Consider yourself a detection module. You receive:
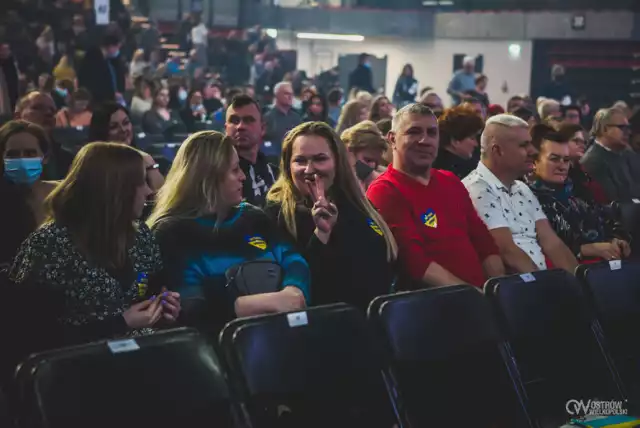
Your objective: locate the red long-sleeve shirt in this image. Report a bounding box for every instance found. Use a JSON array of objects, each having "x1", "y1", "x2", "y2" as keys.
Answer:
[{"x1": 367, "y1": 165, "x2": 499, "y2": 288}]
